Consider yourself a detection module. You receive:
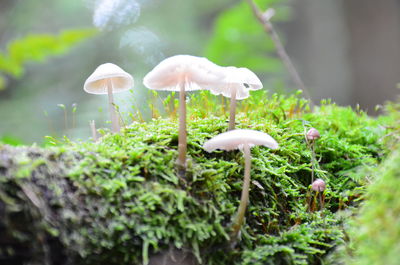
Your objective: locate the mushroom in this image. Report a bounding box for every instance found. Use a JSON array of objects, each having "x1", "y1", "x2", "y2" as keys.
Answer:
[
  {"x1": 311, "y1": 178, "x2": 326, "y2": 211},
  {"x1": 207, "y1": 66, "x2": 262, "y2": 130},
  {"x1": 311, "y1": 178, "x2": 326, "y2": 192},
  {"x1": 143, "y1": 55, "x2": 225, "y2": 175},
  {"x1": 84, "y1": 63, "x2": 134, "y2": 133},
  {"x1": 203, "y1": 129, "x2": 278, "y2": 239},
  {"x1": 306, "y1": 127, "x2": 320, "y2": 141},
  {"x1": 305, "y1": 127, "x2": 320, "y2": 183}
]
